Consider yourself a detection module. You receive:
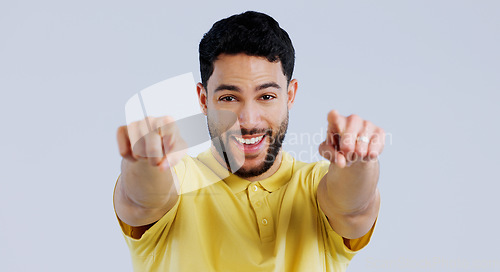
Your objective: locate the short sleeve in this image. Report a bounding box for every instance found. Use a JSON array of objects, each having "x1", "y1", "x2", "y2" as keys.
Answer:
[
  {"x1": 116, "y1": 196, "x2": 181, "y2": 256},
  {"x1": 317, "y1": 203, "x2": 376, "y2": 255}
]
